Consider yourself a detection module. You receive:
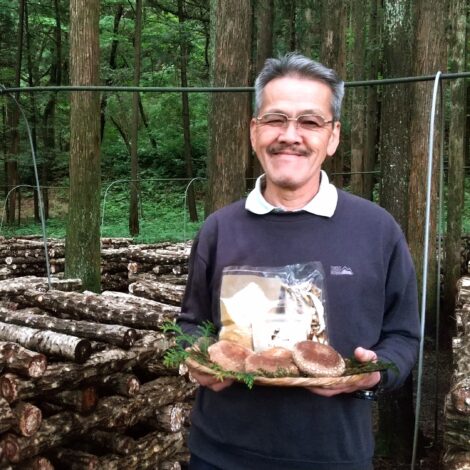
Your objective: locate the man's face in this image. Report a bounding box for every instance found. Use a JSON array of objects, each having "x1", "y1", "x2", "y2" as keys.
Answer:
[{"x1": 250, "y1": 76, "x2": 340, "y2": 193}]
